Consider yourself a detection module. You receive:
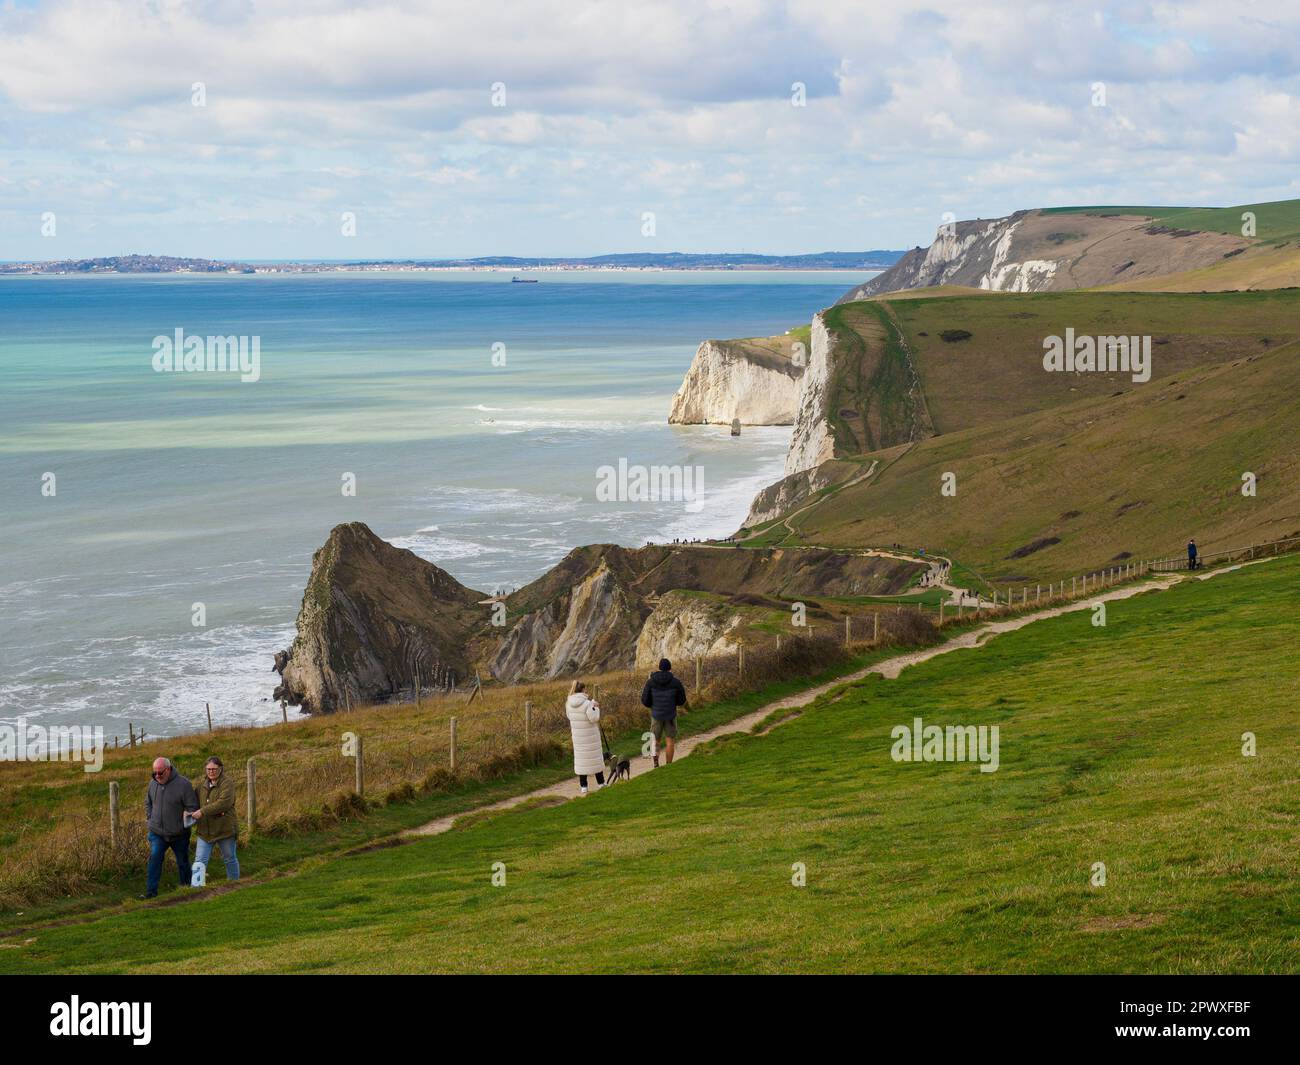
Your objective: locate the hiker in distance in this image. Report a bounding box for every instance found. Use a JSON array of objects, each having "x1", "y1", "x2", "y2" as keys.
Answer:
[
  {"x1": 190, "y1": 755, "x2": 239, "y2": 884},
  {"x1": 642, "y1": 658, "x2": 688, "y2": 766},
  {"x1": 141, "y1": 756, "x2": 198, "y2": 899},
  {"x1": 566, "y1": 680, "x2": 606, "y2": 795},
  {"x1": 1188, "y1": 538, "x2": 1199, "y2": 571}
]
